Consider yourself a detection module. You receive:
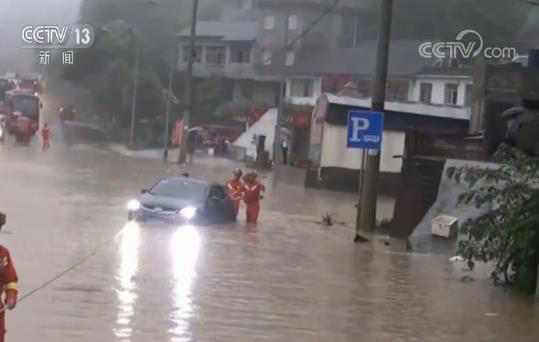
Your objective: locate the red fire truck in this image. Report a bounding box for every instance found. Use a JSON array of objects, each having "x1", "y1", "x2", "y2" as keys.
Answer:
[
  {"x1": 18, "y1": 76, "x2": 41, "y2": 94},
  {"x1": 4, "y1": 89, "x2": 41, "y2": 143}
]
